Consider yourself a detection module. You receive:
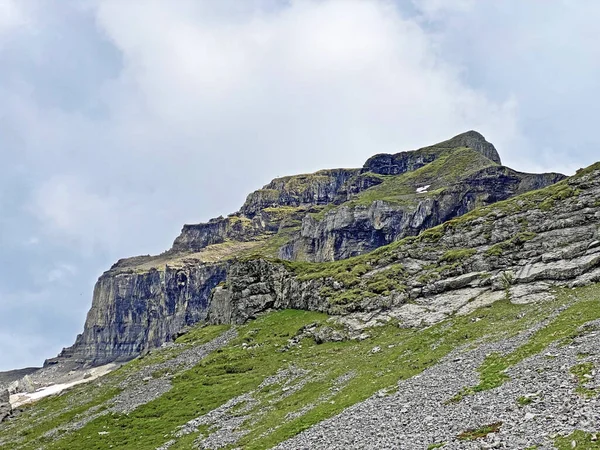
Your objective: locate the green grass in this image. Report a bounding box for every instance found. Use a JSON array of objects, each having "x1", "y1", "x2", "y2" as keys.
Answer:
[
  {"x1": 174, "y1": 324, "x2": 230, "y2": 345},
  {"x1": 571, "y1": 362, "x2": 594, "y2": 384},
  {"x1": 517, "y1": 395, "x2": 534, "y2": 406},
  {"x1": 440, "y1": 248, "x2": 476, "y2": 263},
  {"x1": 486, "y1": 232, "x2": 537, "y2": 257},
  {"x1": 570, "y1": 362, "x2": 599, "y2": 398},
  {"x1": 4, "y1": 284, "x2": 587, "y2": 450},
  {"x1": 555, "y1": 430, "x2": 600, "y2": 449},
  {"x1": 457, "y1": 422, "x2": 502, "y2": 441},
  {"x1": 451, "y1": 284, "x2": 600, "y2": 402}
]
